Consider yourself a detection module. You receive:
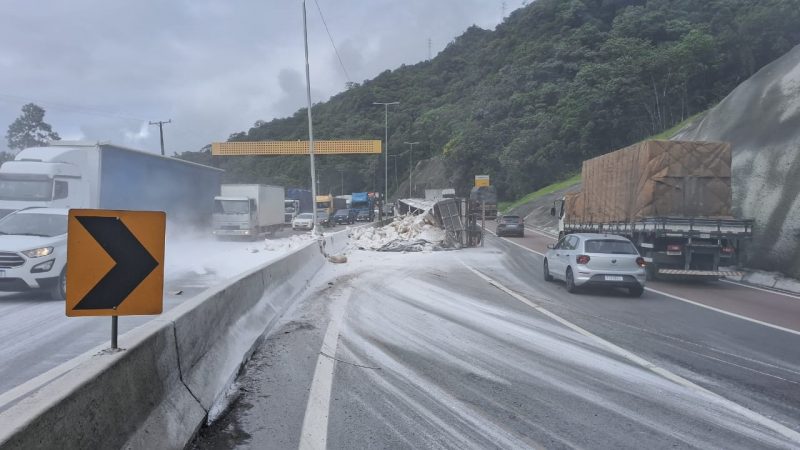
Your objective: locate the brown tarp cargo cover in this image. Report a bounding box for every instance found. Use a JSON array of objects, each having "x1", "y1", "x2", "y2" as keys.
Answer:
[{"x1": 567, "y1": 140, "x2": 732, "y2": 222}]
